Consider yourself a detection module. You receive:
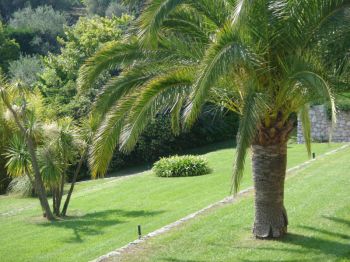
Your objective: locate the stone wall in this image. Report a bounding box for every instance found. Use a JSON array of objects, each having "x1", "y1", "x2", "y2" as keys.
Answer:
[{"x1": 297, "y1": 105, "x2": 350, "y2": 143}]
